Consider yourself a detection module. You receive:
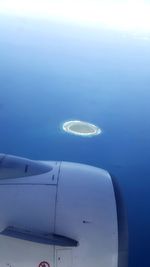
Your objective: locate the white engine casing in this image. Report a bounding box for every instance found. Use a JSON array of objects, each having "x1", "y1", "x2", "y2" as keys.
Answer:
[{"x1": 0, "y1": 154, "x2": 127, "y2": 267}]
